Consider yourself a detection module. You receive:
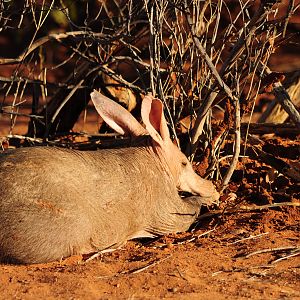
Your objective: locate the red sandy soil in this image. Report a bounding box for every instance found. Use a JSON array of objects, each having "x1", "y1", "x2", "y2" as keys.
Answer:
[{"x1": 0, "y1": 208, "x2": 298, "y2": 299}]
